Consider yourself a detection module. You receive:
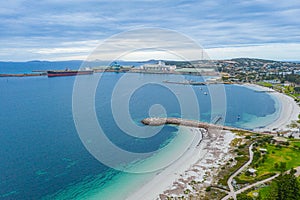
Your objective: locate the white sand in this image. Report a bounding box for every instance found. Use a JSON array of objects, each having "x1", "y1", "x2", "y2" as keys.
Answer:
[
  {"x1": 126, "y1": 128, "x2": 236, "y2": 200},
  {"x1": 244, "y1": 83, "x2": 300, "y2": 132},
  {"x1": 126, "y1": 127, "x2": 206, "y2": 200}
]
